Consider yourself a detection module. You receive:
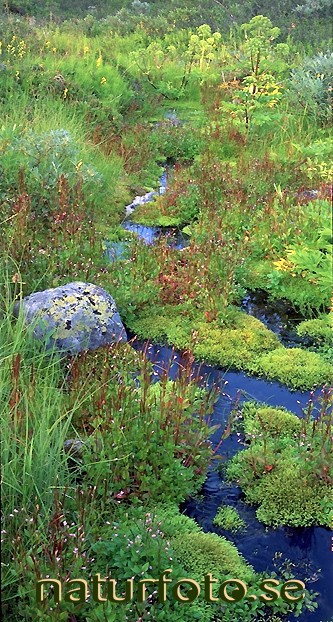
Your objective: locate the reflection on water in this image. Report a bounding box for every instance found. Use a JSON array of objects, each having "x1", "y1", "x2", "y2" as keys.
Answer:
[
  {"x1": 241, "y1": 290, "x2": 308, "y2": 347},
  {"x1": 122, "y1": 221, "x2": 188, "y2": 249},
  {"x1": 125, "y1": 167, "x2": 169, "y2": 218}
]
